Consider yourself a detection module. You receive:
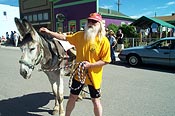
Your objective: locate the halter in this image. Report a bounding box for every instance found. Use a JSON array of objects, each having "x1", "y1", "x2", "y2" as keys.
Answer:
[{"x1": 19, "y1": 48, "x2": 43, "y2": 70}]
